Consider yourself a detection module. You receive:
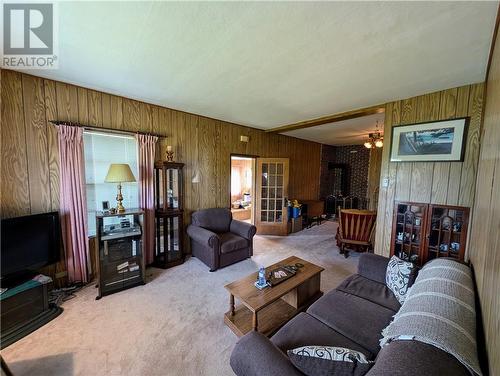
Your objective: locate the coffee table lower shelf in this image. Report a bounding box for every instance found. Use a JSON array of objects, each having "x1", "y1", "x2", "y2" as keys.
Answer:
[{"x1": 224, "y1": 292, "x2": 322, "y2": 337}]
